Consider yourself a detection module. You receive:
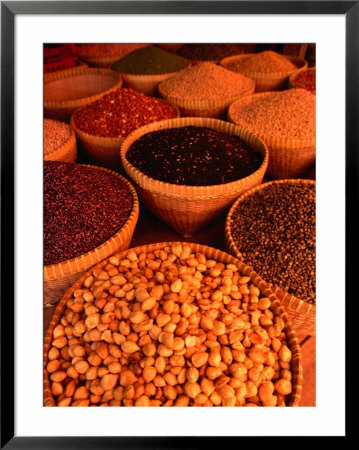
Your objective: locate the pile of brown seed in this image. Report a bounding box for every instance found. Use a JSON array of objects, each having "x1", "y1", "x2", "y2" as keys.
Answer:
[
  {"x1": 229, "y1": 89, "x2": 315, "y2": 141},
  {"x1": 225, "y1": 51, "x2": 297, "y2": 74},
  {"x1": 44, "y1": 119, "x2": 72, "y2": 155},
  {"x1": 230, "y1": 182, "x2": 316, "y2": 304},
  {"x1": 159, "y1": 62, "x2": 254, "y2": 101}
]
